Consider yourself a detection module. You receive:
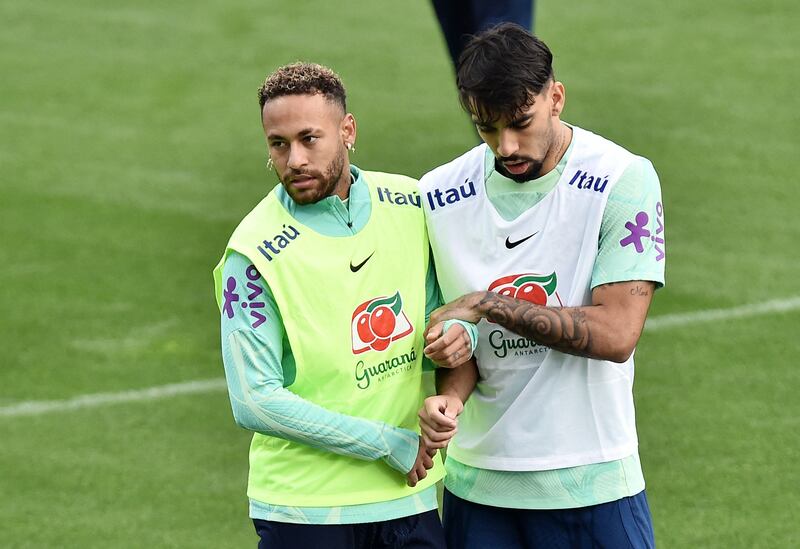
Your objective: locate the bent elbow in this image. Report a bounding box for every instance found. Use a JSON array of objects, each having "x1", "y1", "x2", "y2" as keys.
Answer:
[
  {"x1": 608, "y1": 347, "x2": 634, "y2": 363},
  {"x1": 608, "y1": 336, "x2": 639, "y2": 363},
  {"x1": 230, "y1": 402, "x2": 260, "y2": 432}
]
